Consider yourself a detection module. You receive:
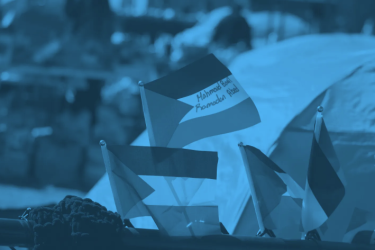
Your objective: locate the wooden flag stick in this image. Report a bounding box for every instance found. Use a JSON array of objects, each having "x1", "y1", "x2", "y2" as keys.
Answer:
[
  {"x1": 138, "y1": 80, "x2": 197, "y2": 235},
  {"x1": 99, "y1": 140, "x2": 124, "y2": 219},
  {"x1": 138, "y1": 81, "x2": 156, "y2": 147},
  {"x1": 304, "y1": 106, "x2": 324, "y2": 241},
  {"x1": 238, "y1": 142, "x2": 275, "y2": 237},
  {"x1": 164, "y1": 178, "x2": 196, "y2": 237}
]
